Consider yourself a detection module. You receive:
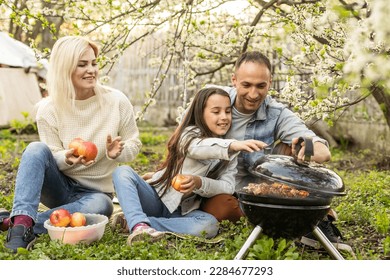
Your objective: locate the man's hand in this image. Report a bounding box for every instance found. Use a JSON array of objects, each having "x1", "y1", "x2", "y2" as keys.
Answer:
[{"x1": 291, "y1": 137, "x2": 331, "y2": 163}]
